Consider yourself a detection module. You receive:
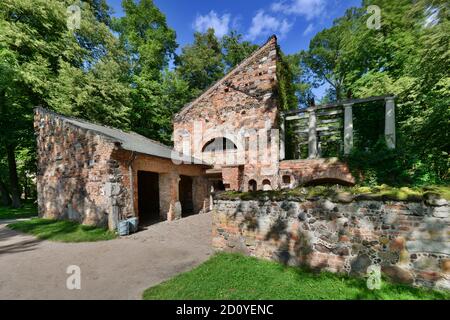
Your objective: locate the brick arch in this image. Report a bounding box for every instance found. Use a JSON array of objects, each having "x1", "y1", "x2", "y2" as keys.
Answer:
[
  {"x1": 202, "y1": 137, "x2": 238, "y2": 152},
  {"x1": 201, "y1": 133, "x2": 244, "y2": 152},
  {"x1": 280, "y1": 159, "x2": 356, "y2": 187}
]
